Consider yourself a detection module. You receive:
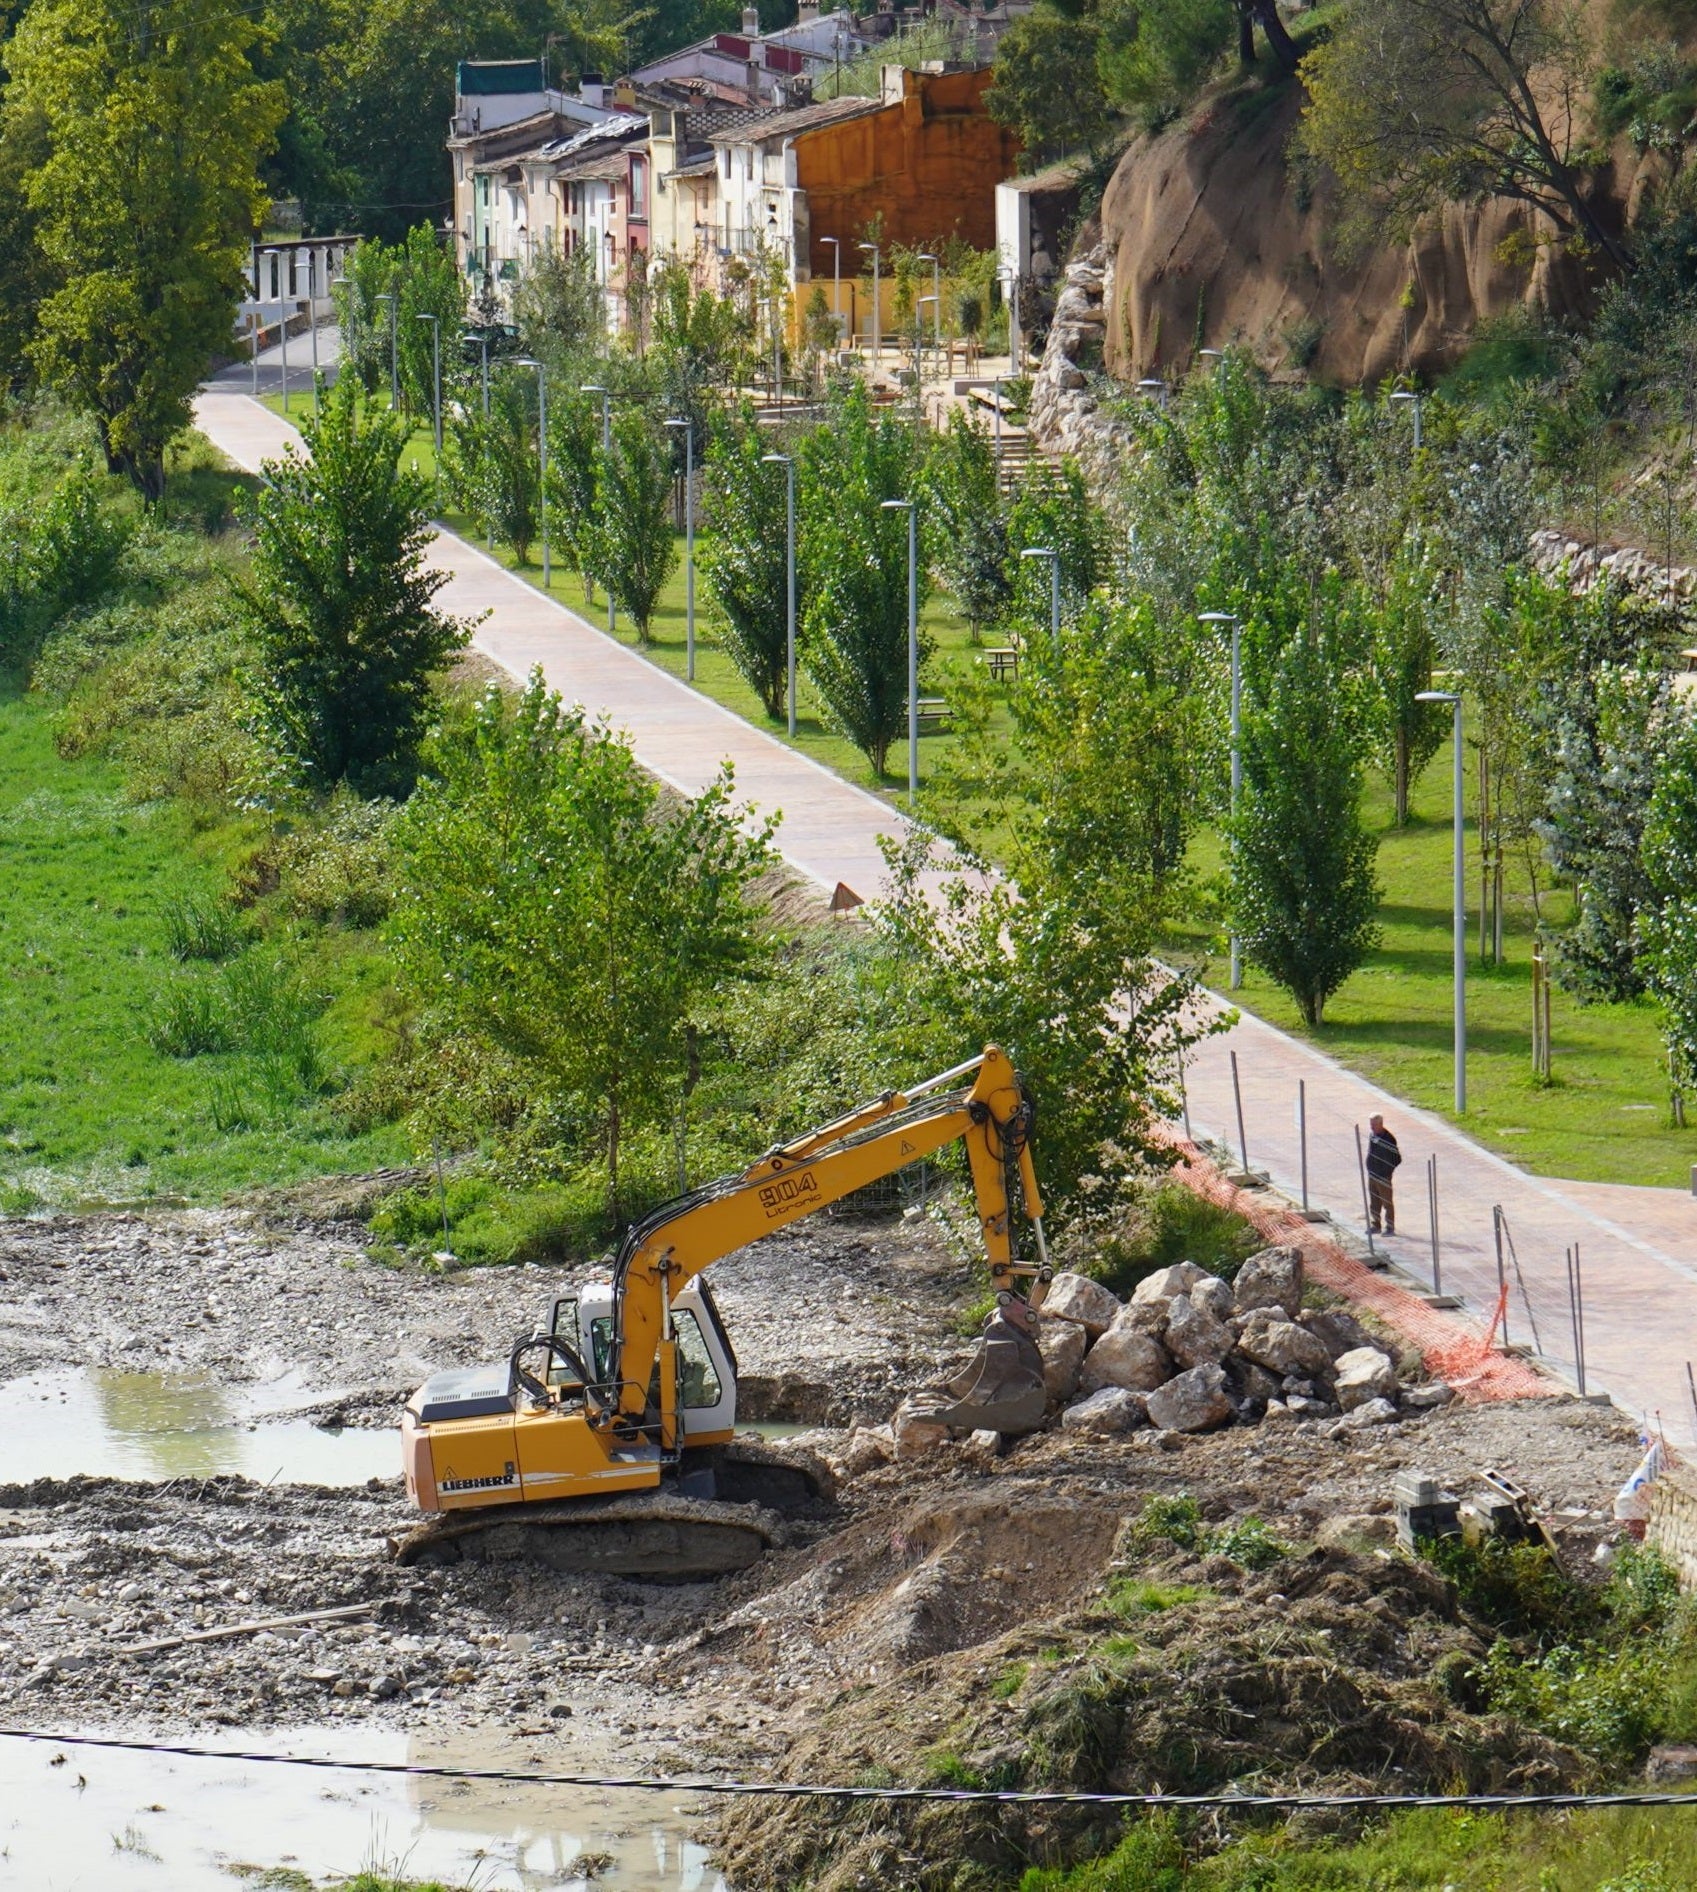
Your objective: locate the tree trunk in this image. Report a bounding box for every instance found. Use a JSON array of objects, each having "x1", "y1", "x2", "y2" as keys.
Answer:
[
  {"x1": 1235, "y1": 0, "x2": 1256, "y2": 64},
  {"x1": 1393, "y1": 729, "x2": 1410, "y2": 827},
  {"x1": 1250, "y1": 0, "x2": 1300, "y2": 72}
]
